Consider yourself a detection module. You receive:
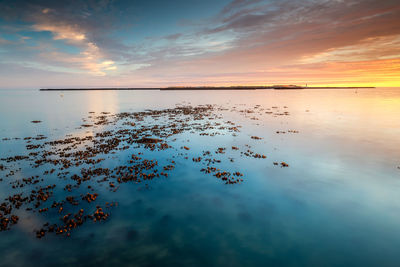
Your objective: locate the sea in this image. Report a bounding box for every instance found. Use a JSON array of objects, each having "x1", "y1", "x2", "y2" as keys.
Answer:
[{"x1": 0, "y1": 88, "x2": 399, "y2": 266}]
